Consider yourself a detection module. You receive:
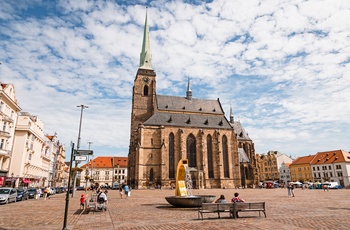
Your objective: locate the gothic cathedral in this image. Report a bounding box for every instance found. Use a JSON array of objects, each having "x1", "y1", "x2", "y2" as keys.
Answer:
[{"x1": 128, "y1": 11, "x2": 258, "y2": 189}]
